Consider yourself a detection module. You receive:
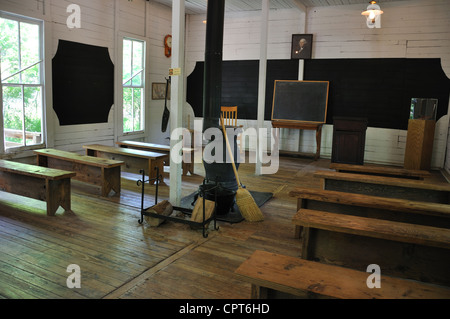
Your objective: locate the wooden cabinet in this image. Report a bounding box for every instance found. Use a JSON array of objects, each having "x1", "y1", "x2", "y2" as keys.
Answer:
[
  {"x1": 404, "y1": 119, "x2": 435, "y2": 171},
  {"x1": 331, "y1": 117, "x2": 368, "y2": 165}
]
